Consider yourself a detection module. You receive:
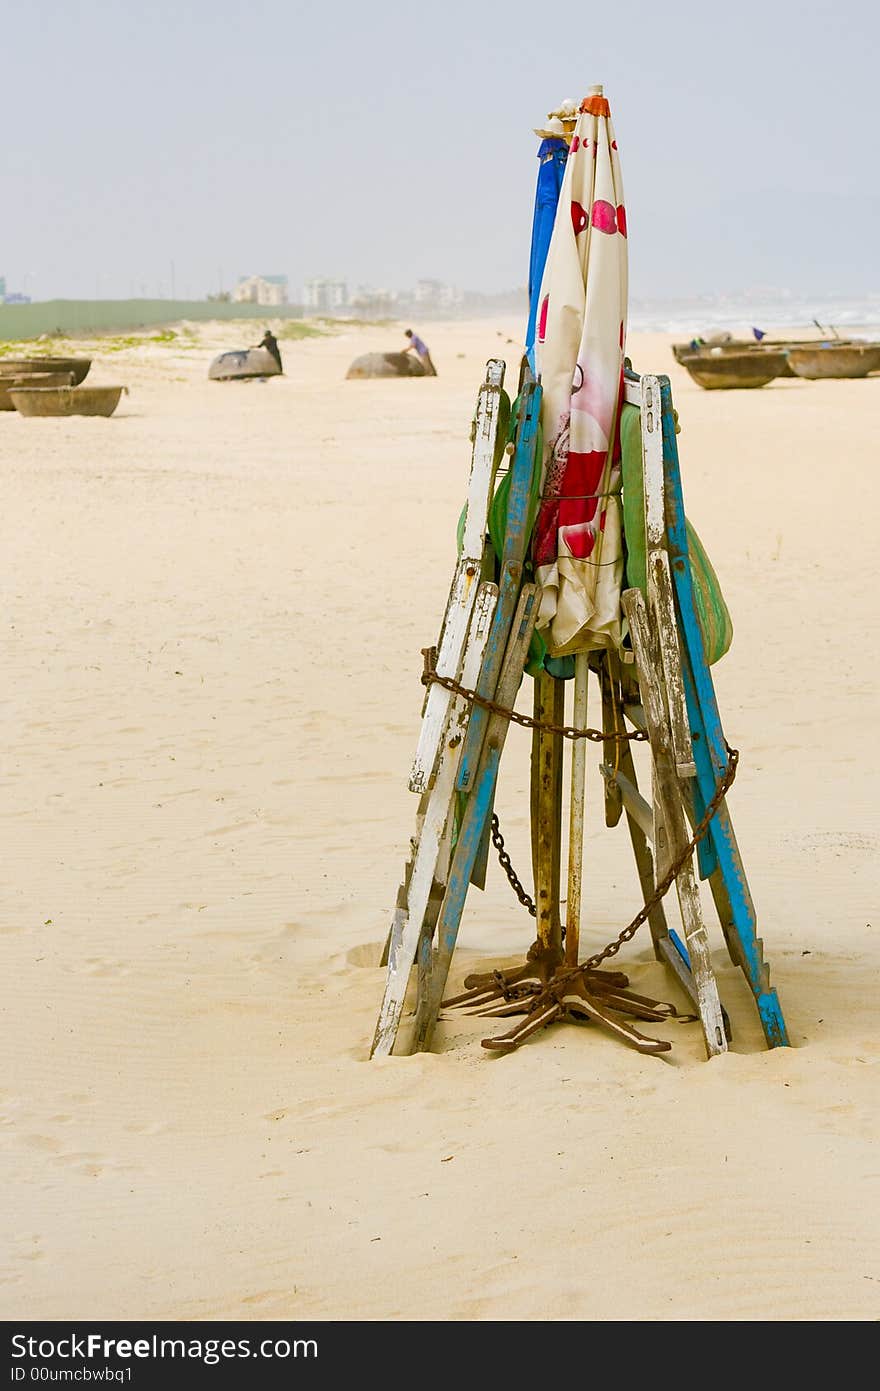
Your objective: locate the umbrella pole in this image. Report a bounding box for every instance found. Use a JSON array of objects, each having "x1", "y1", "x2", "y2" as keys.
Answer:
[
  {"x1": 564, "y1": 652, "x2": 590, "y2": 966},
  {"x1": 530, "y1": 669, "x2": 565, "y2": 960}
]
